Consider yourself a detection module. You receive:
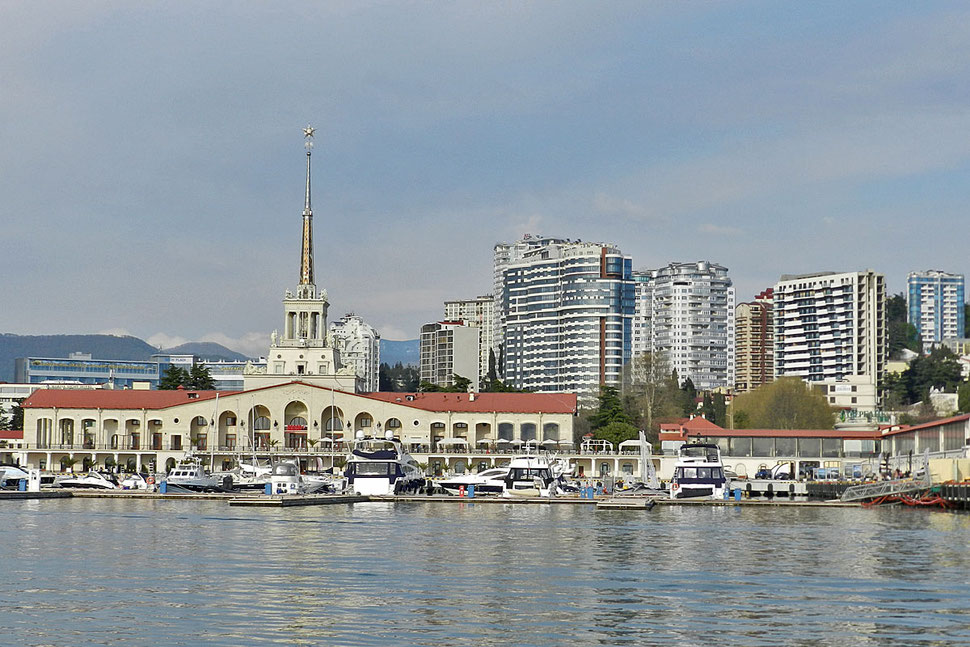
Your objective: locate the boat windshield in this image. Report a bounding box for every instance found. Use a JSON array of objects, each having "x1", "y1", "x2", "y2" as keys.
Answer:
[
  {"x1": 681, "y1": 446, "x2": 719, "y2": 462},
  {"x1": 353, "y1": 462, "x2": 394, "y2": 476}
]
